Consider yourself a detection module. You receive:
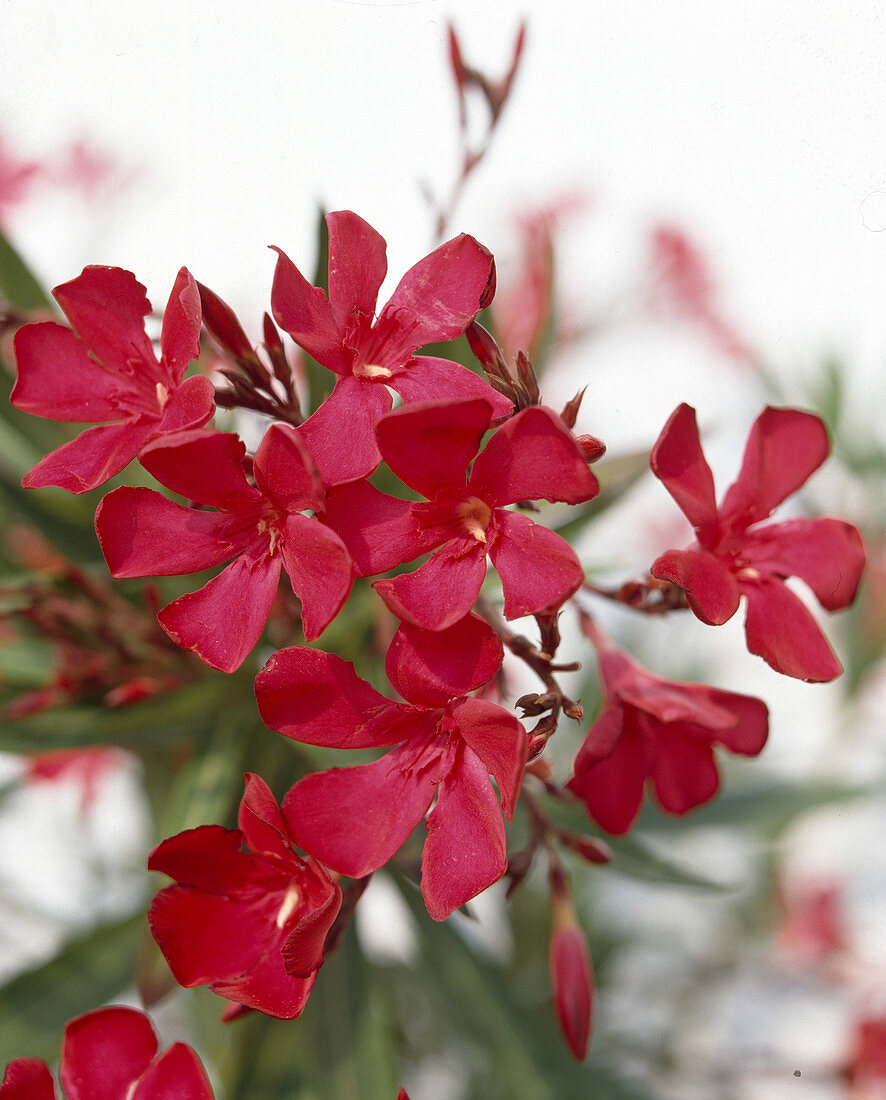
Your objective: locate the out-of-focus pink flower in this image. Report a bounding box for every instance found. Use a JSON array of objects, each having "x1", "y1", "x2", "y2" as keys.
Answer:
[
  {"x1": 846, "y1": 1014, "x2": 886, "y2": 1094},
  {"x1": 776, "y1": 877, "x2": 849, "y2": 969},
  {"x1": 24, "y1": 747, "x2": 125, "y2": 815},
  {"x1": 650, "y1": 403, "x2": 866, "y2": 681},
  {"x1": 0, "y1": 1005, "x2": 214, "y2": 1098},
  {"x1": 54, "y1": 139, "x2": 116, "y2": 201},
  {"x1": 0, "y1": 131, "x2": 40, "y2": 226}
]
